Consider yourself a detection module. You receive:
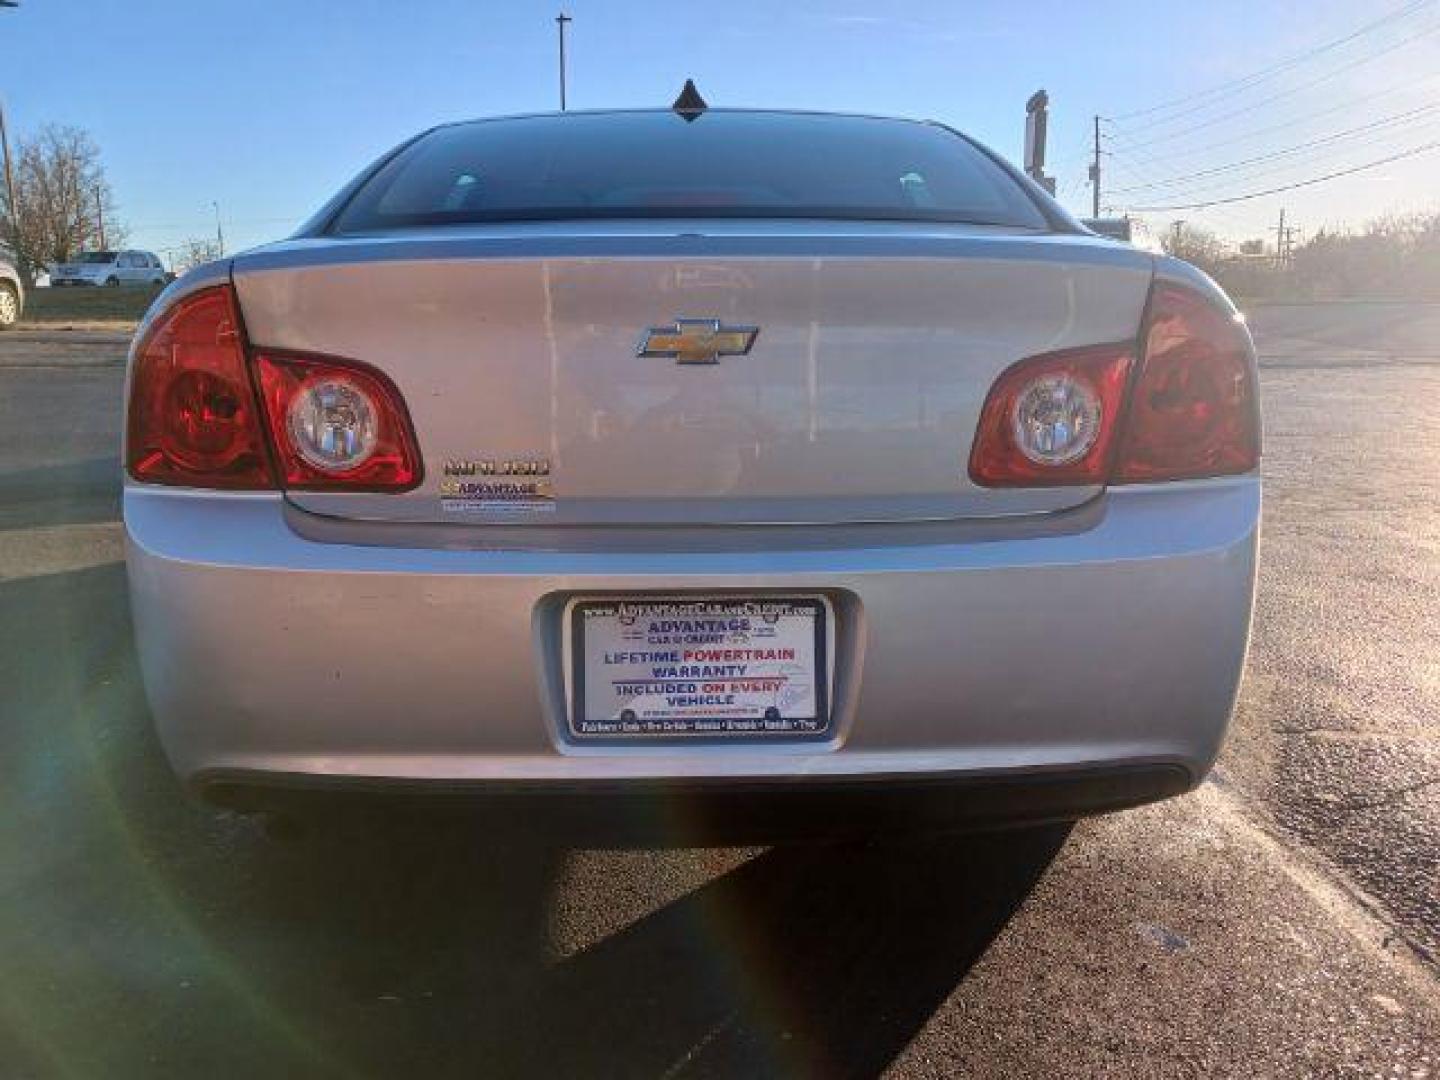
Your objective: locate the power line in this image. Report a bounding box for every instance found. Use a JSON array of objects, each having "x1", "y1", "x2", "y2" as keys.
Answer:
[
  {"x1": 1107, "y1": 139, "x2": 1191, "y2": 180},
  {"x1": 1111, "y1": 0, "x2": 1432, "y2": 123},
  {"x1": 1107, "y1": 72, "x2": 1440, "y2": 170},
  {"x1": 1110, "y1": 18, "x2": 1440, "y2": 148},
  {"x1": 1106, "y1": 101, "x2": 1440, "y2": 194},
  {"x1": 1116, "y1": 119, "x2": 1440, "y2": 204},
  {"x1": 1054, "y1": 130, "x2": 1095, "y2": 174},
  {"x1": 1126, "y1": 138, "x2": 1440, "y2": 211},
  {"x1": 1103, "y1": 155, "x2": 1254, "y2": 232}
]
